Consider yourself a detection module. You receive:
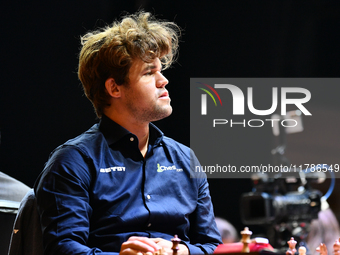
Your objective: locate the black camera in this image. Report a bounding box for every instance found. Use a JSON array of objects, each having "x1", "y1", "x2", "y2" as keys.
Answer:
[
  {"x1": 240, "y1": 172, "x2": 323, "y2": 249},
  {"x1": 241, "y1": 172, "x2": 322, "y2": 225},
  {"x1": 241, "y1": 189, "x2": 322, "y2": 225}
]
